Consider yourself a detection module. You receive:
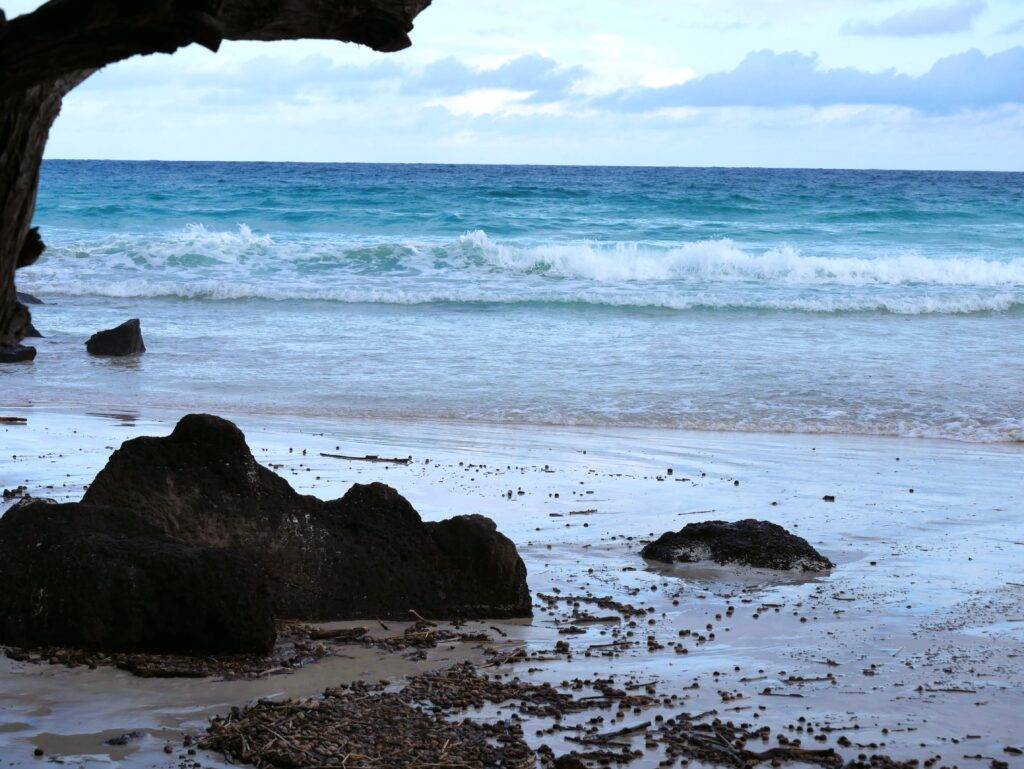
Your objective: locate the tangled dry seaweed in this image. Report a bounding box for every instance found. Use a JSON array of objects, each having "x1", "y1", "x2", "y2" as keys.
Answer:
[
  {"x1": 202, "y1": 664, "x2": 537, "y2": 769},
  {"x1": 1, "y1": 618, "x2": 498, "y2": 679},
  {"x1": 1, "y1": 622, "x2": 331, "y2": 679},
  {"x1": 203, "y1": 691, "x2": 533, "y2": 769},
  {"x1": 200, "y1": 661, "x2": 929, "y2": 769}
]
